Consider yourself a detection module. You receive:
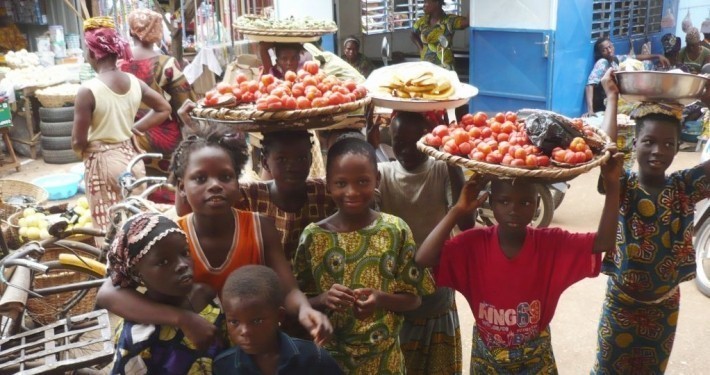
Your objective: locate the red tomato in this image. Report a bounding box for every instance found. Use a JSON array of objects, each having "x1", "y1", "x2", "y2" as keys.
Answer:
[
  {"x1": 343, "y1": 80, "x2": 357, "y2": 92},
  {"x1": 247, "y1": 81, "x2": 259, "y2": 93},
  {"x1": 553, "y1": 149, "x2": 566, "y2": 162},
  {"x1": 497, "y1": 132, "x2": 510, "y2": 142},
  {"x1": 442, "y1": 135, "x2": 451, "y2": 145},
  {"x1": 302, "y1": 76, "x2": 317, "y2": 87},
  {"x1": 471, "y1": 151, "x2": 486, "y2": 161},
  {"x1": 432, "y1": 125, "x2": 450, "y2": 138},
  {"x1": 502, "y1": 154, "x2": 514, "y2": 165},
  {"x1": 282, "y1": 96, "x2": 297, "y2": 110},
  {"x1": 297, "y1": 69, "x2": 310, "y2": 79},
  {"x1": 284, "y1": 71, "x2": 297, "y2": 83},
  {"x1": 452, "y1": 129, "x2": 470, "y2": 145},
  {"x1": 575, "y1": 151, "x2": 587, "y2": 163},
  {"x1": 563, "y1": 150, "x2": 576, "y2": 164},
  {"x1": 255, "y1": 99, "x2": 268, "y2": 111},
  {"x1": 458, "y1": 141, "x2": 473, "y2": 155},
  {"x1": 505, "y1": 111, "x2": 517, "y2": 122},
  {"x1": 311, "y1": 97, "x2": 329, "y2": 108},
  {"x1": 490, "y1": 122, "x2": 502, "y2": 134},
  {"x1": 443, "y1": 139, "x2": 460, "y2": 155},
  {"x1": 267, "y1": 101, "x2": 283, "y2": 110},
  {"x1": 461, "y1": 114, "x2": 475, "y2": 126},
  {"x1": 291, "y1": 83, "x2": 305, "y2": 97},
  {"x1": 525, "y1": 154, "x2": 538, "y2": 167},
  {"x1": 473, "y1": 112, "x2": 488, "y2": 127},
  {"x1": 489, "y1": 150, "x2": 504, "y2": 164},
  {"x1": 235, "y1": 73, "x2": 249, "y2": 84},
  {"x1": 468, "y1": 127, "x2": 482, "y2": 139},
  {"x1": 501, "y1": 121, "x2": 516, "y2": 134},
  {"x1": 303, "y1": 61, "x2": 319, "y2": 75},
  {"x1": 511, "y1": 159, "x2": 526, "y2": 167},
  {"x1": 354, "y1": 86, "x2": 368, "y2": 99},
  {"x1": 494, "y1": 112, "x2": 505, "y2": 123},
  {"x1": 305, "y1": 87, "x2": 322, "y2": 101},
  {"x1": 498, "y1": 141, "x2": 510, "y2": 156},
  {"x1": 514, "y1": 147, "x2": 527, "y2": 160},
  {"x1": 584, "y1": 149, "x2": 594, "y2": 161},
  {"x1": 328, "y1": 92, "x2": 347, "y2": 106},
  {"x1": 477, "y1": 142, "x2": 492, "y2": 155},
  {"x1": 481, "y1": 128, "x2": 492, "y2": 139},
  {"x1": 231, "y1": 87, "x2": 243, "y2": 101},
  {"x1": 205, "y1": 90, "x2": 218, "y2": 100},
  {"x1": 261, "y1": 74, "x2": 276, "y2": 87},
  {"x1": 425, "y1": 134, "x2": 442, "y2": 147},
  {"x1": 536, "y1": 155, "x2": 550, "y2": 166},
  {"x1": 216, "y1": 82, "x2": 232, "y2": 94},
  {"x1": 242, "y1": 92, "x2": 256, "y2": 102},
  {"x1": 296, "y1": 96, "x2": 311, "y2": 109}
]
